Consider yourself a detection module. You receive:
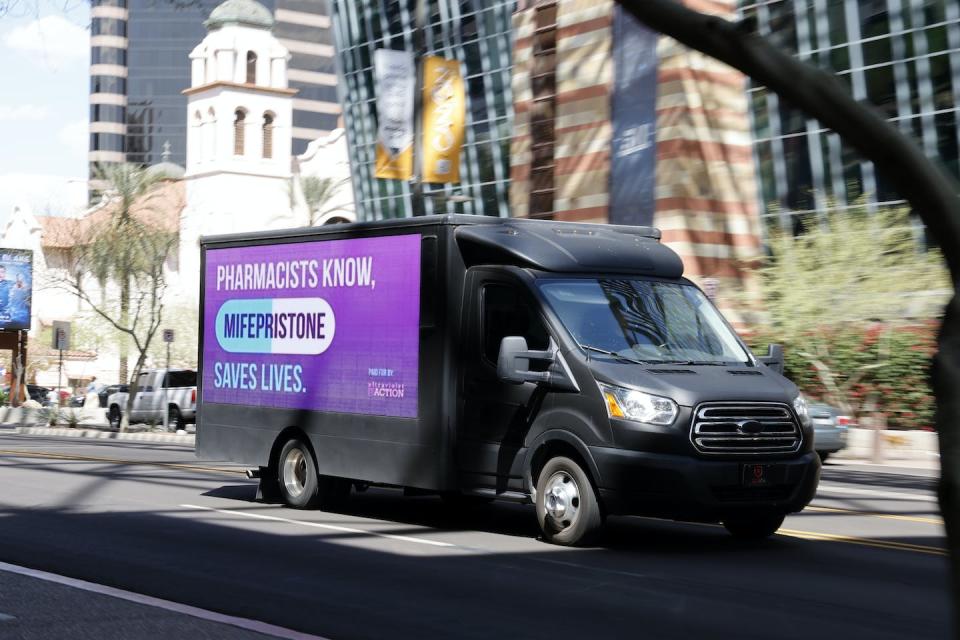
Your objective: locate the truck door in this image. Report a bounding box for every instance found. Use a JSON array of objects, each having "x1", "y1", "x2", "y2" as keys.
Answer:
[
  {"x1": 131, "y1": 372, "x2": 154, "y2": 422},
  {"x1": 458, "y1": 270, "x2": 551, "y2": 482}
]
